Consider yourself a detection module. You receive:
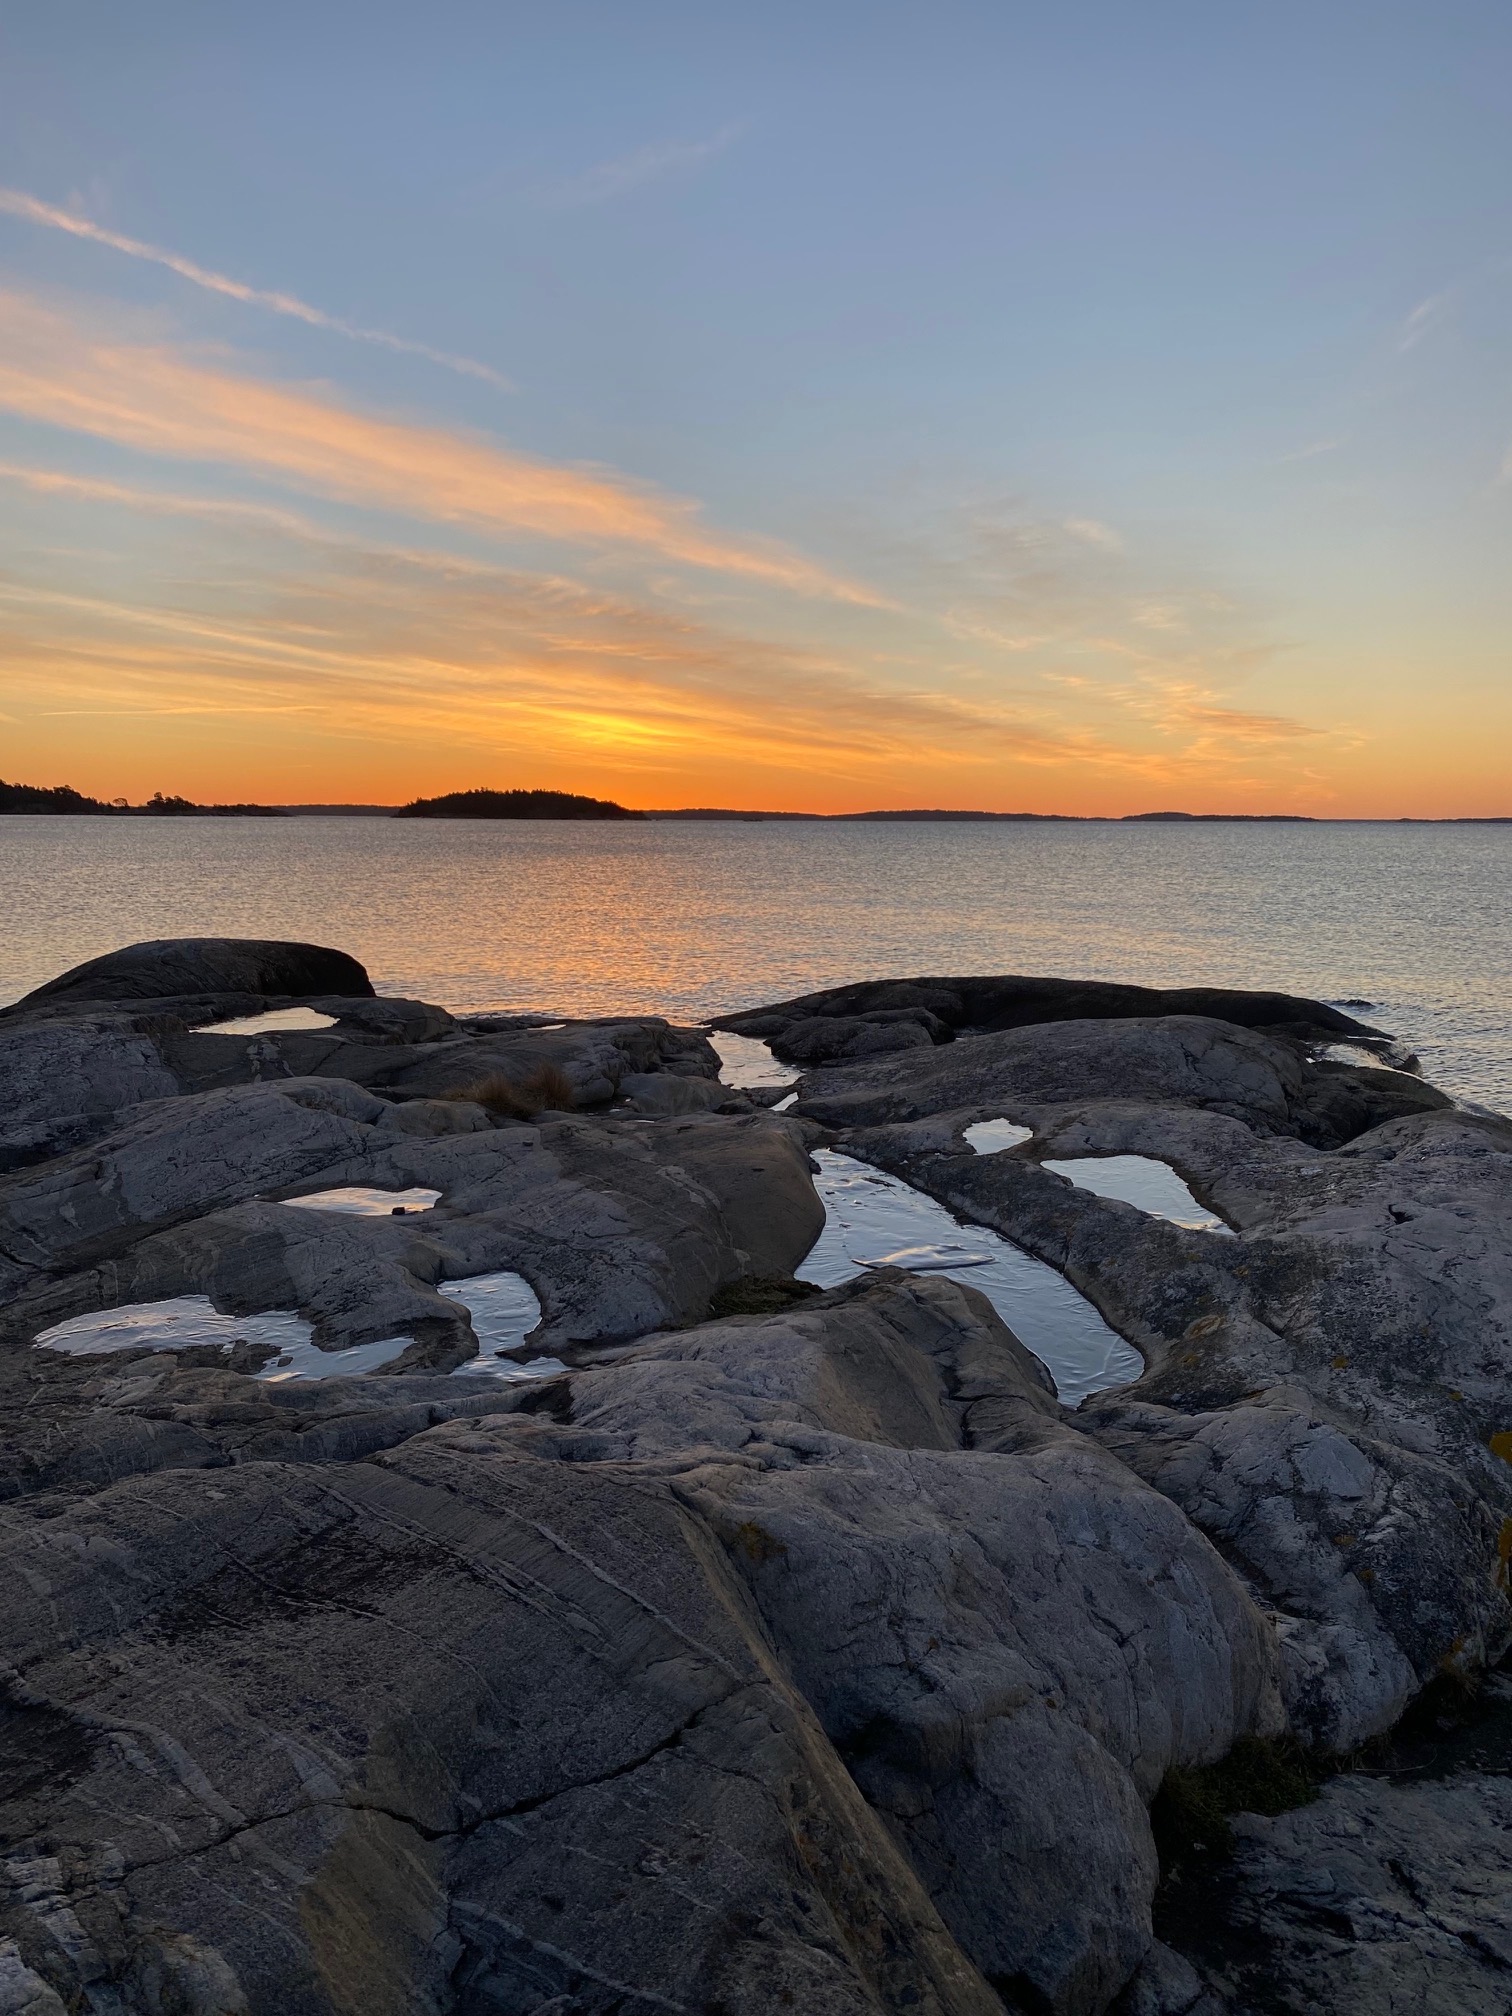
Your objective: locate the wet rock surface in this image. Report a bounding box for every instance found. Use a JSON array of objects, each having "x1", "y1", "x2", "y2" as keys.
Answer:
[{"x1": 1, "y1": 941, "x2": 1508, "y2": 2015}]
